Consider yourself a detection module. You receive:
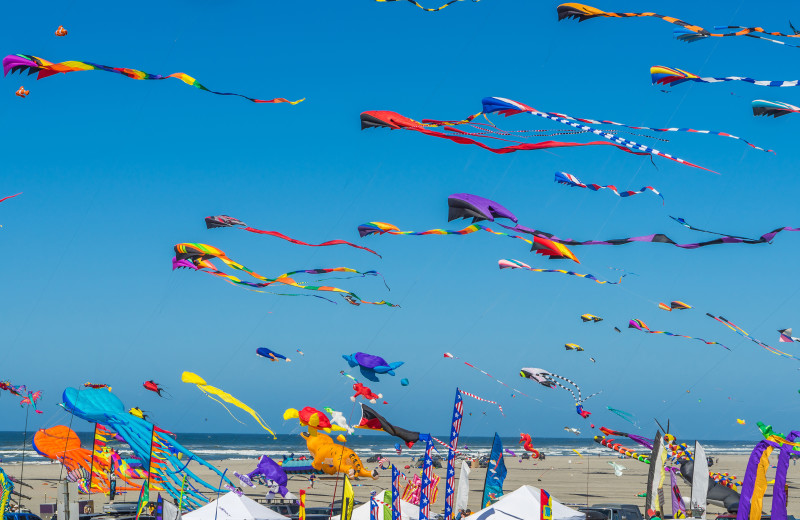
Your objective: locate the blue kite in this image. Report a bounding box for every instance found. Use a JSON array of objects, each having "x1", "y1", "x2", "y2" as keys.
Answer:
[
  {"x1": 256, "y1": 347, "x2": 291, "y2": 363},
  {"x1": 342, "y1": 352, "x2": 403, "y2": 382}
]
